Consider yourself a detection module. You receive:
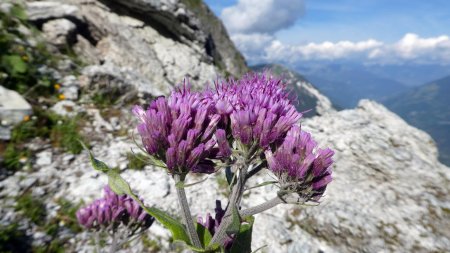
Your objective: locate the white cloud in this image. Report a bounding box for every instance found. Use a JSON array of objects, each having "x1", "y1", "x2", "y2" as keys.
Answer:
[
  {"x1": 231, "y1": 33, "x2": 450, "y2": 65},
  {"x1": 221, "y1": 0, "x2": 304, "y2": 34},
  {"x1": 230, "y1": 33, "x2": 275, "y2": 62},
  {"x1": 369, "y1": 33, "x2": 450, "y2": 64}
]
